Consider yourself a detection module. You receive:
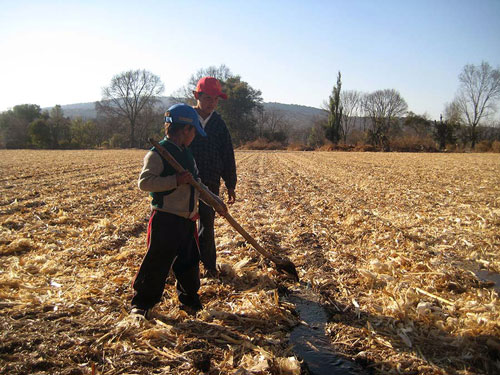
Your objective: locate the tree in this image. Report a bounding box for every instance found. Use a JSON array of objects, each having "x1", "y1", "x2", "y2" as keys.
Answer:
[
  {"x1": 217, "y1": 76, "x2": 263, "y2": 144},
  {"x1": 340, "y1": 90, "x2": 362, "y2": 143},
  {"x1": 404, "y1": 112, "x2": 432, "y2": 138},
  {"x1": 307, "y1": 118, "x2": 327, "y2": 148},
  {"x1": 444, "y1": 100, "x2": 463, "y2": 126},
  {"x1": 256, "y1": 107, "x2": 289, "y2": 142},
  {"x1": 363, "y1": 89, "x2": 408, "y2": 149},
  {"x1": 96, "y1": 69, "x2": 164, "y2": 148},
  {"x1": 48, "y1": 105, "x2": 71, "y2": 148},
  {"x1": 0, "y1": 104, "x2": 42, "y2": 148},
  {"x1": 173, "y1": 64, "x2": 233, "y2": 103},
  {"x1": 175, "y1": 65, "x2": 263, "y2": 144},
  {"x1": 443, "y1": 100, "x2": 466, "y2": 147},
  {"x1": 134, "y1": 104, "x2": 165, "y2": 148},
  {"x1": 70, "y1": 118, "x2": 99, "y2": 148},
  {"x1": 434, "y1": 115, "x2": 456, "y2": 151},
  {"x1": 29, "y1": 117, "x2": 51, "y2": 148},
  {"x1": 325, "y1": 72, "x2": 343, "y2": 144},
  {"x1": 455, "y1": 62, "x2": 500, "y2": 148}
]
